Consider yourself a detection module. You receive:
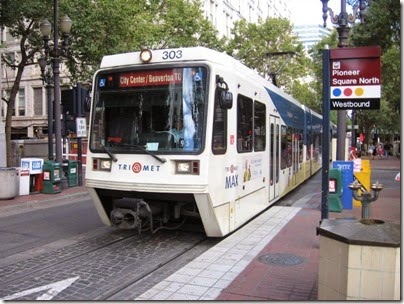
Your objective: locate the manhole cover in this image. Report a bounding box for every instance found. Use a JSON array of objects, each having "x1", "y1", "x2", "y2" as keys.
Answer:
[{"x1": 258, "y1": 253, "x2": 306, "y2": 266}]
